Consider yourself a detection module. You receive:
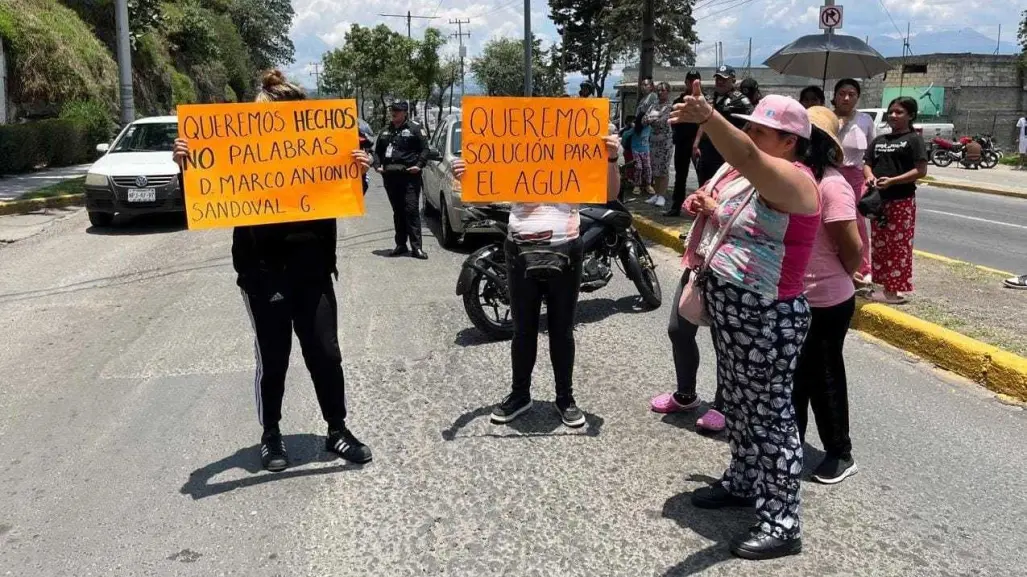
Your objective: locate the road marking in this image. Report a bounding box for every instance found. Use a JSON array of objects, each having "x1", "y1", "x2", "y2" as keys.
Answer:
[{"x1": 921, "y1": 209, "x2": 1027, "y2": 231}]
